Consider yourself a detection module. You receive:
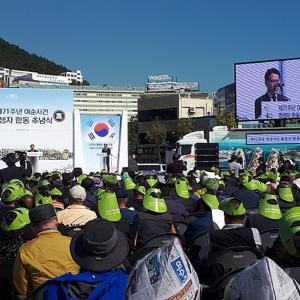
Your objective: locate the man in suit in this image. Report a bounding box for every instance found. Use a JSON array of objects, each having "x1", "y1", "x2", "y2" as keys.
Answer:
[
  {"x1": 28, "y1": 144, "x2": 37, "y2": 152},
  {"x1": 255, "y1": 68, "x2": 290, "y2": 119},
  {"x1": 102, "y1": 144, "x2": 111, "y2": 173}
]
